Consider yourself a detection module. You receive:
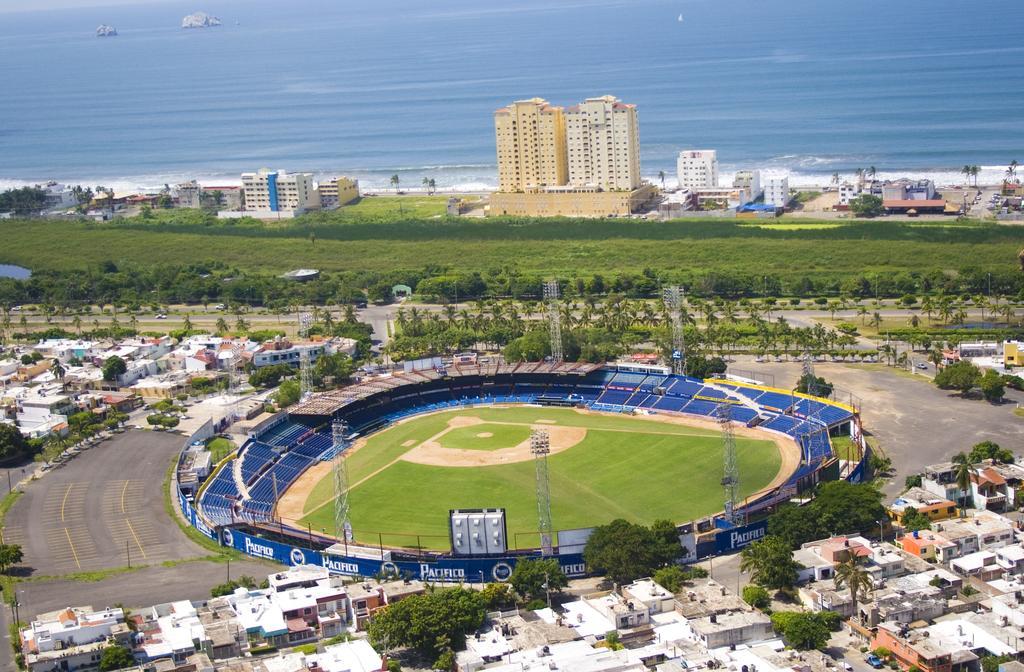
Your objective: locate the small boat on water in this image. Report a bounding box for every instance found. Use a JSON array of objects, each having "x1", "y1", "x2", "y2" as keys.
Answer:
[
  {"x1": 96, "y1": 24, "x2": 118, "y2": 37},
  {"x1": 677, "y1": 13, "x2": 684, "y2": 22}
]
